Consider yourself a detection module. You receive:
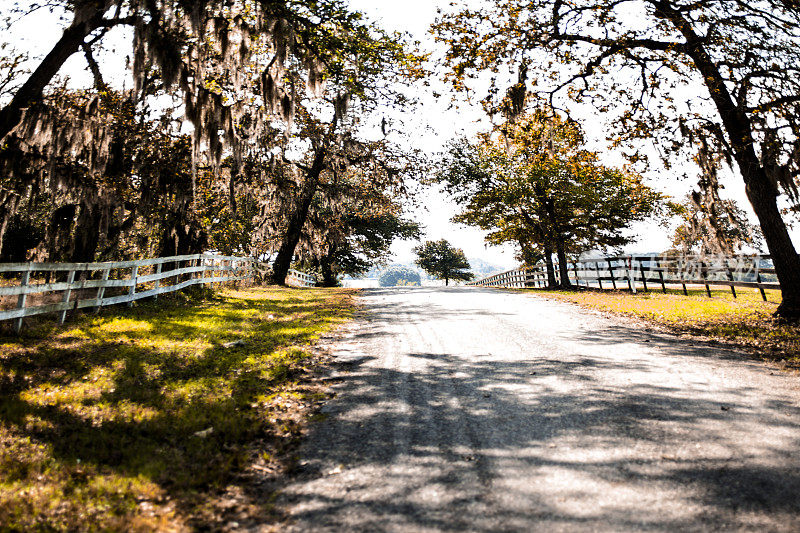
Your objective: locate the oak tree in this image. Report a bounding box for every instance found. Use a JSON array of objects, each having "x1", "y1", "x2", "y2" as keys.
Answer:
[
  {"x1": 434, "y1": 0, "x2": 800, "y2": 318},
  {"x1": 436, "y1": 111, "x2": 663, "y2": 288},
  {"x1": 414, "y1": 239, "x2": 473, "y2": 286}
]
